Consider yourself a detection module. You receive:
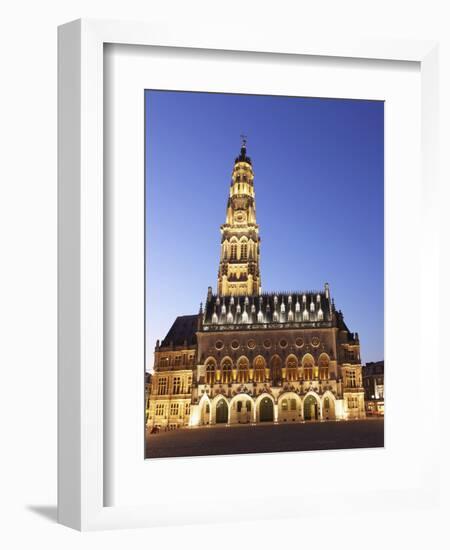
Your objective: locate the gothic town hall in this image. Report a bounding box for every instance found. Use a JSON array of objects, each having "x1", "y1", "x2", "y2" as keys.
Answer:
[{"x1": 147, "y1": 141, "x2": 365, "y2": 429}]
